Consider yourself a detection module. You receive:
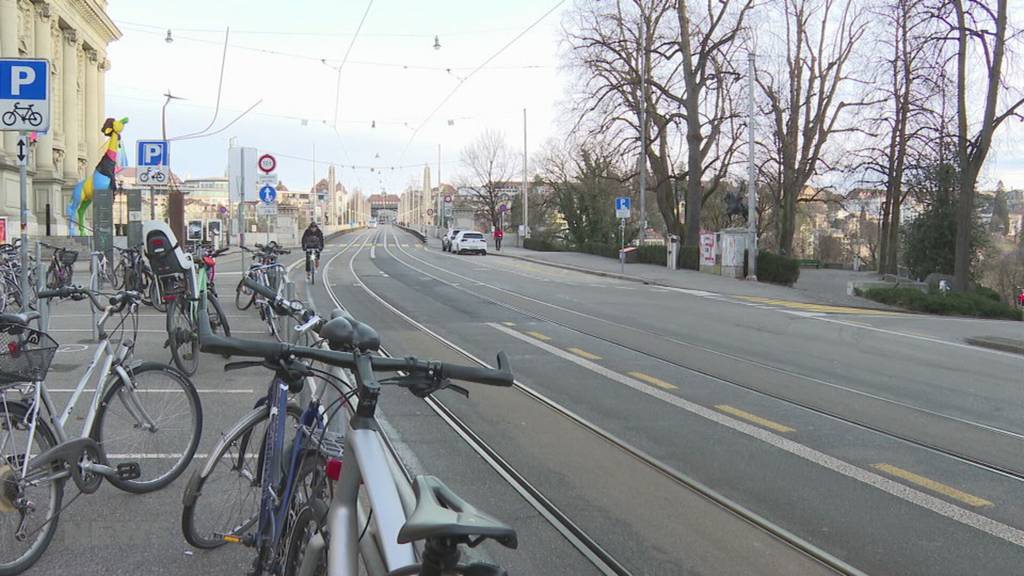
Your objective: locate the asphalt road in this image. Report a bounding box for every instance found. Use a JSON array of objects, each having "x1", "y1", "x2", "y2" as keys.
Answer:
[
  {"x1": 15, "y1": 225, "x2": 1024, "y2": 575},
  {"x1": 321, "y1": 226, "x2": 1024, "y2": 575}
]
